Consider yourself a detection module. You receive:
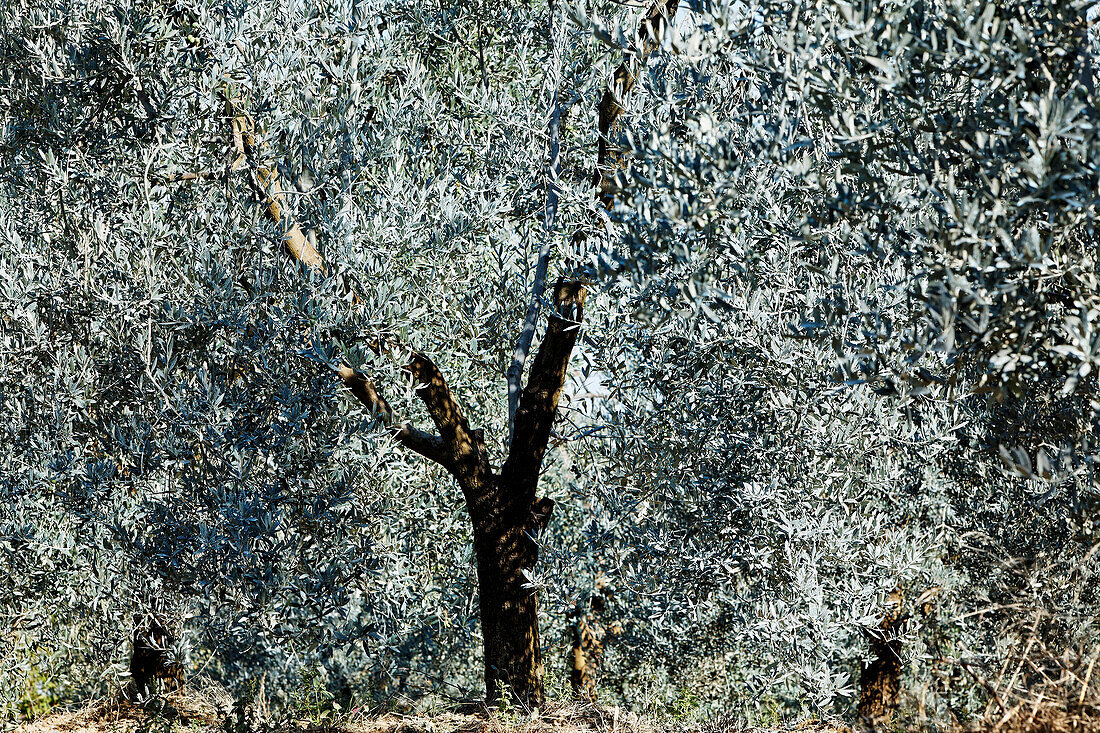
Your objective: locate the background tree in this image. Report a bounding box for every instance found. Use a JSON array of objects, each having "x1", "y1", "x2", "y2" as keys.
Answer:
[{"x1": 571, "y1": 0, "x2": 1100, "y2": 720}]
